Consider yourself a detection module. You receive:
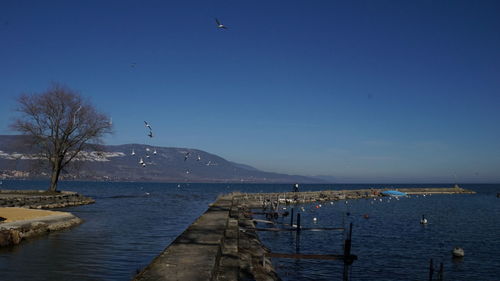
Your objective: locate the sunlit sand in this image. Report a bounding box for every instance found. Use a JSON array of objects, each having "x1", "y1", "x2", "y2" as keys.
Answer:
[{"x1": 0, "y1": 207, "x2": 64, "y2": 223}]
